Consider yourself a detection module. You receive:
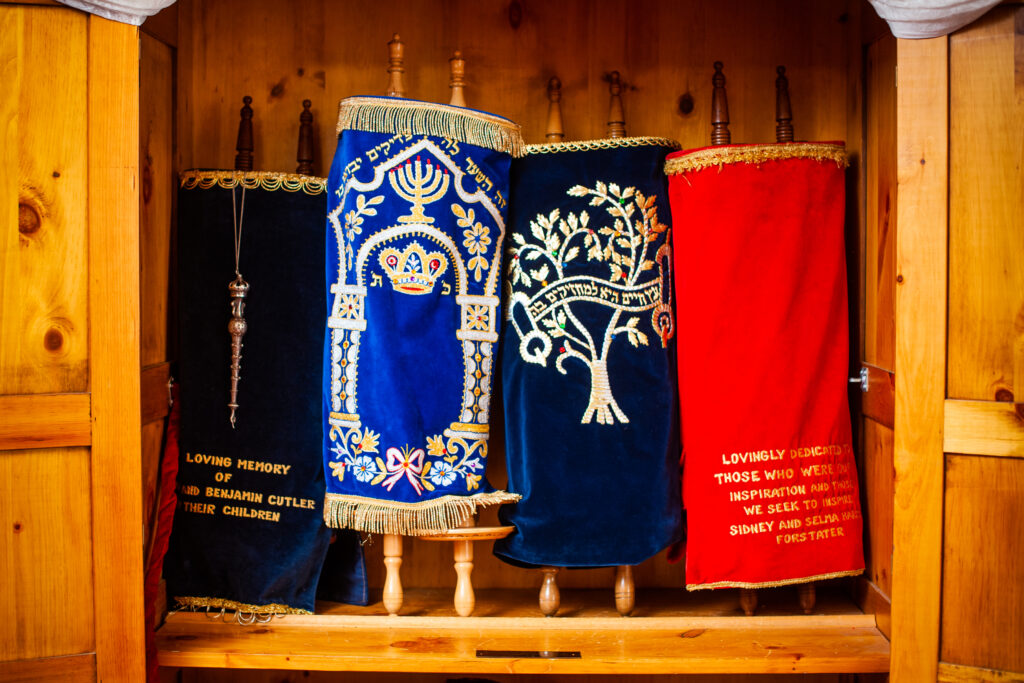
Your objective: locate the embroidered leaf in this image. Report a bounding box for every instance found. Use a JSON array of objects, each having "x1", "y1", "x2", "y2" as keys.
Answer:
[
  {"x1": 531, "y1": 264, "x2": 550, "y2": 281},
  {"x1": 558, "y1": 218, "x2": 571, "y2": 236},
  {"x1": 556, "y1": 309, "x2": 567, "y2": 326},
  {"x1": 566, "y1": 213, "x2": 578, "y2": 231},
  {"x1": 519, "y1": 270, "x2": 532, "y2": 287},
  {"x1": 609, "y1": 182, "x2": 621, "y2": 197},
  {"x1": 370, "y1": 471, "x2": 387, "y2": 486},
  {"x1": 610, "y1": 263, "x2": 624, "y2": 281},
  {"x1": 644, "y1": 193, "x2": 656, "y2": 209},
  {"x1": 599, "y1": 226, "x2": 615, "y2": 236},
  {"x1": 542, "y1": 317, "x2": 559, "y2": 329},
  {"x1": 513, "y1": 232, "x2": 526, "y2": 246},
  {"x1": 610, "y1": 249, "x2": 623, "y2": 265},
  {"x1": 523, "y1": 249, "x2": 541, "y2": 261},
  {"x1": 465, "y1": 473, "x2": 482, "y2": 491},
  {"x1": 356, "y1": 194, "x2": 367, "y2": 210},
  {"x1": 580, "y1": 211, "x2": 589, "y2": 228},
  {"x1": 624, "y1": 203, "x2": 635, "y2": 217},
  {"x1": 595, "y1": 180, "x2": 607, "y2": 196},
  {"x1": 626, "y1": 317, "x2": 639, "y2": 329},
  {"x1": 375, "y1": 457, "x2": 386, "y2": 472},
  {"x1": 530, "y1": 218, "x2": 546, "y2": 242},
  {"x1": 590, "y1": 196, "x2": 605, "y2": 207},
  {"x1": 567, "y1": 185, "x2": 589, "y2": 197},
  {"x1": 545, "y1": 234, "x2": 561, "y2": 253},
  {"x1": 622, "y1": 187, "x2": 635, "y2": 199},
  {"x1": 451, "y1": 203, "x2": 466, "y2": 219},
  {"x1": 359, "y1": 429, "x2": 381, "y2": 453},
  {"x1": 427, "y1": 434, "x2": 446, "y2": 456},
  {"x1": 329, "y1": 461, "x2": 346, "y2": 481},
  {"x1": 584, "y1": 233, "x2": 594, "y2": 247},
  {"x1": 421, "y1": 477, "x2": 435, "y2": 492},
  {"x1": 622, "y1": 255, "x2": 634, "y2": 269},
  {"x1": 634, "y1": 329, "x2": 649, "y2": 346},
  {"x1": 367, "y1": 195, "x2": 384, "y2": 207},
  {"x1": 588, "y1": 243, "x2": 603, "y2": 261},
  {"x1": 641, "y1": 259, "x2": 656, "y2": 271},
  {"x1": 444, "y1": 454, "x2": 458, "y2": 464},
  {"x1": 548, "y1": 209, "x2": 560, "y2": 227},
  {"x1": 362, "y1": 208, "x2": 378, "y2": 217},
  {"x1": 563, "y1": 246, "x2": 579, "y2": 263},
  {"x1": 421, "y1": 461, "x2": 432, "y2": 476},
  {"x1": 616, "y1": 237, "x2": 632, "y2": 249}
]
